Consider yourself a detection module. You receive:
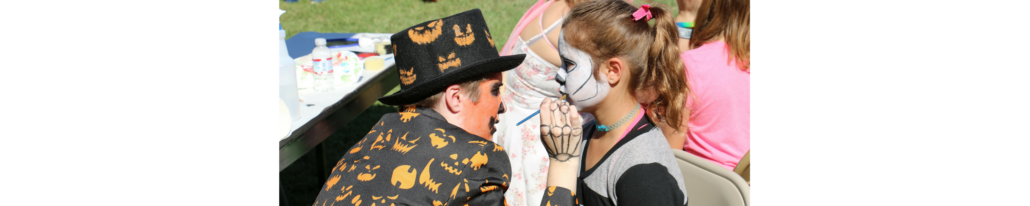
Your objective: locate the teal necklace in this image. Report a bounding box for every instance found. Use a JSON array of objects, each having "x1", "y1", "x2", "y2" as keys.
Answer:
[{"x1": 596, "y1": 104, "x2": 641, "y2": 132}]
